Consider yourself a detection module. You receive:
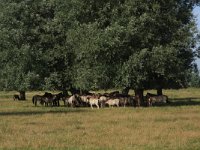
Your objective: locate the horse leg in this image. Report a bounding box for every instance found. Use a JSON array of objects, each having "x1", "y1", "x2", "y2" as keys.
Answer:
[
  {"x1": 150, "y1": 99, "x2": 152, "y2": 106},
  {"x1": 90, "y1": 103, "x2": 93, "y2": 109},
  {"x1": 35, "y1": 100, "x2": 37, "y2": 106},
  {"x1": 96, "y1": 103, "x2": 99, "y2": 109},
  {"x1": 100, "y1": 102, "x2": 103, "y2": 108}
]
